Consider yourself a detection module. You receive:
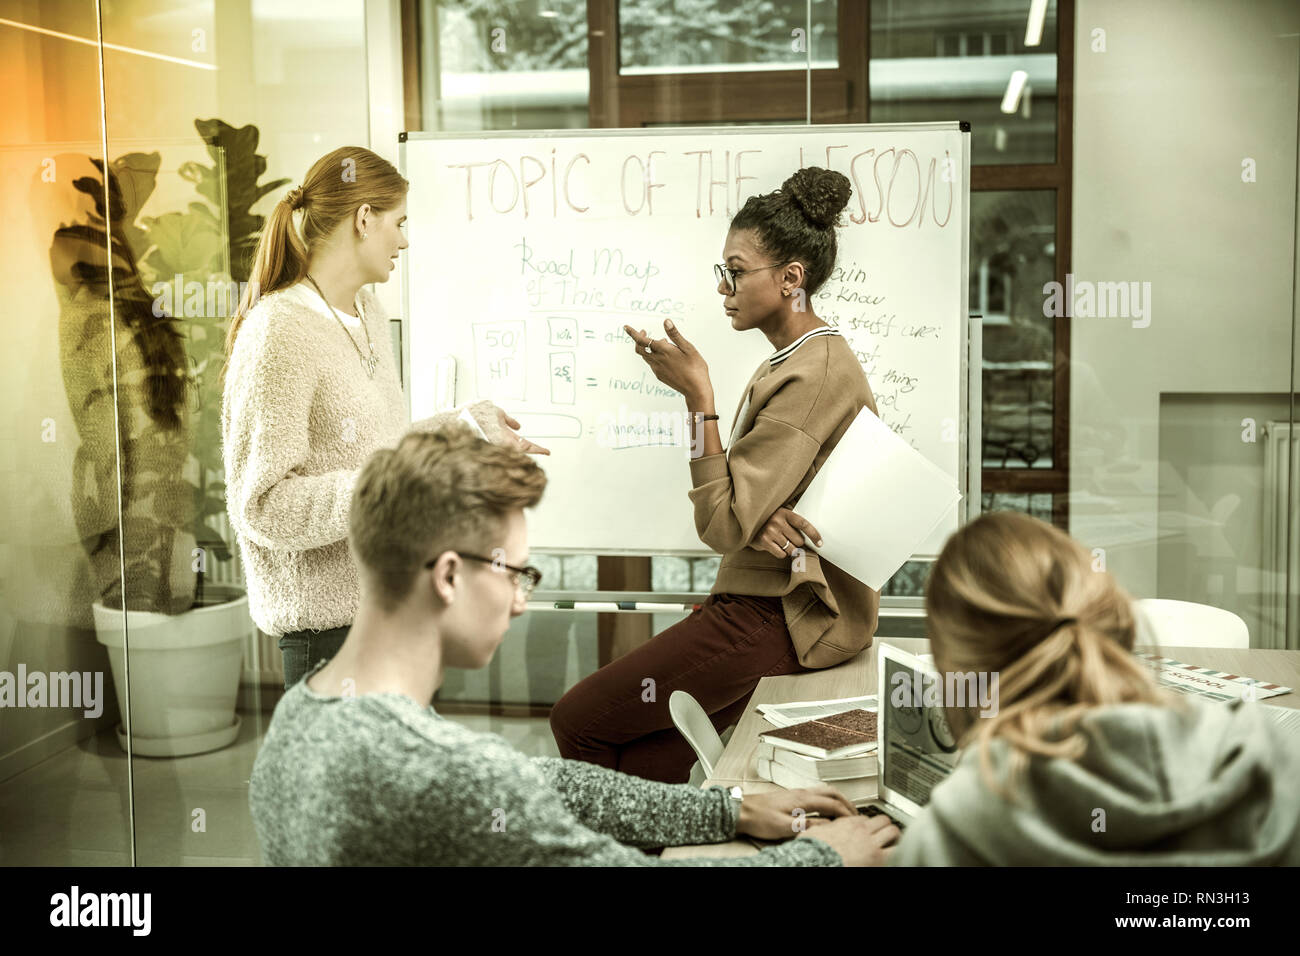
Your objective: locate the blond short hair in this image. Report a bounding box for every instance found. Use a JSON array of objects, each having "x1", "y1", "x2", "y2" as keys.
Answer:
[{"x1": 349, "y1": 425, "x2": 546, "y2": 610}]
